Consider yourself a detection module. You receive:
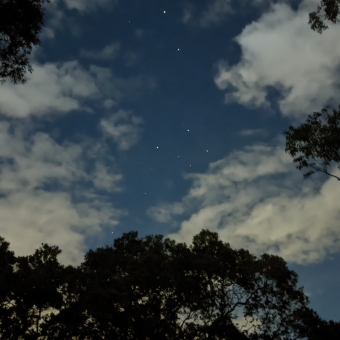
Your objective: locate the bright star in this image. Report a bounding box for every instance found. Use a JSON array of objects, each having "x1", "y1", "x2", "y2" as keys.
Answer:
[
  {"x1": 156, "y1": 146, "x2": 159, "y2": 149},
  {"x1": 164, "y1": 10, "x2": 166, "y2": 13},
  {"x1": 187, "y1": 129, "x2": 189, "y2": 132},
  {"x1": 177, "y1": 48, "x2": 180, "y2": 51},
  {"x1": 206, "y1": 150, "x2": 209, "y2": 152}
]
